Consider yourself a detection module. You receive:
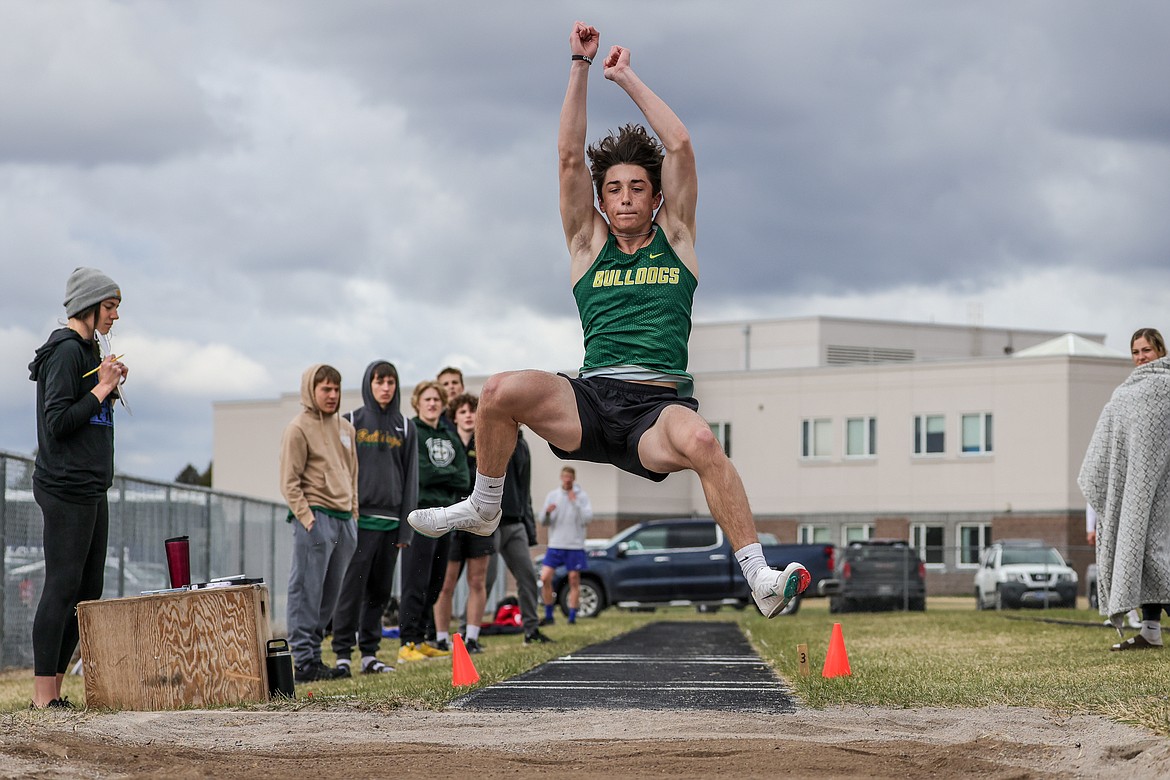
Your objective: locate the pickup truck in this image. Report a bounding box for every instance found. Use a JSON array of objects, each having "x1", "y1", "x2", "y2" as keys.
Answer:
[
  {"x1": 823, "y1": 539, "x2": 927, "y2": 613},
  {"x1": 540, "y1": 518, "x2": 835, "y2": 618}
]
